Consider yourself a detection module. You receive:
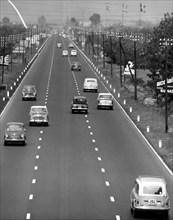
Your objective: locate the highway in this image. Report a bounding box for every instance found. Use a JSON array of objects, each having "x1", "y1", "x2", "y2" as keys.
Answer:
[{"x1": 0, "y1": 33, "x2": 173, "y2": 220}]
